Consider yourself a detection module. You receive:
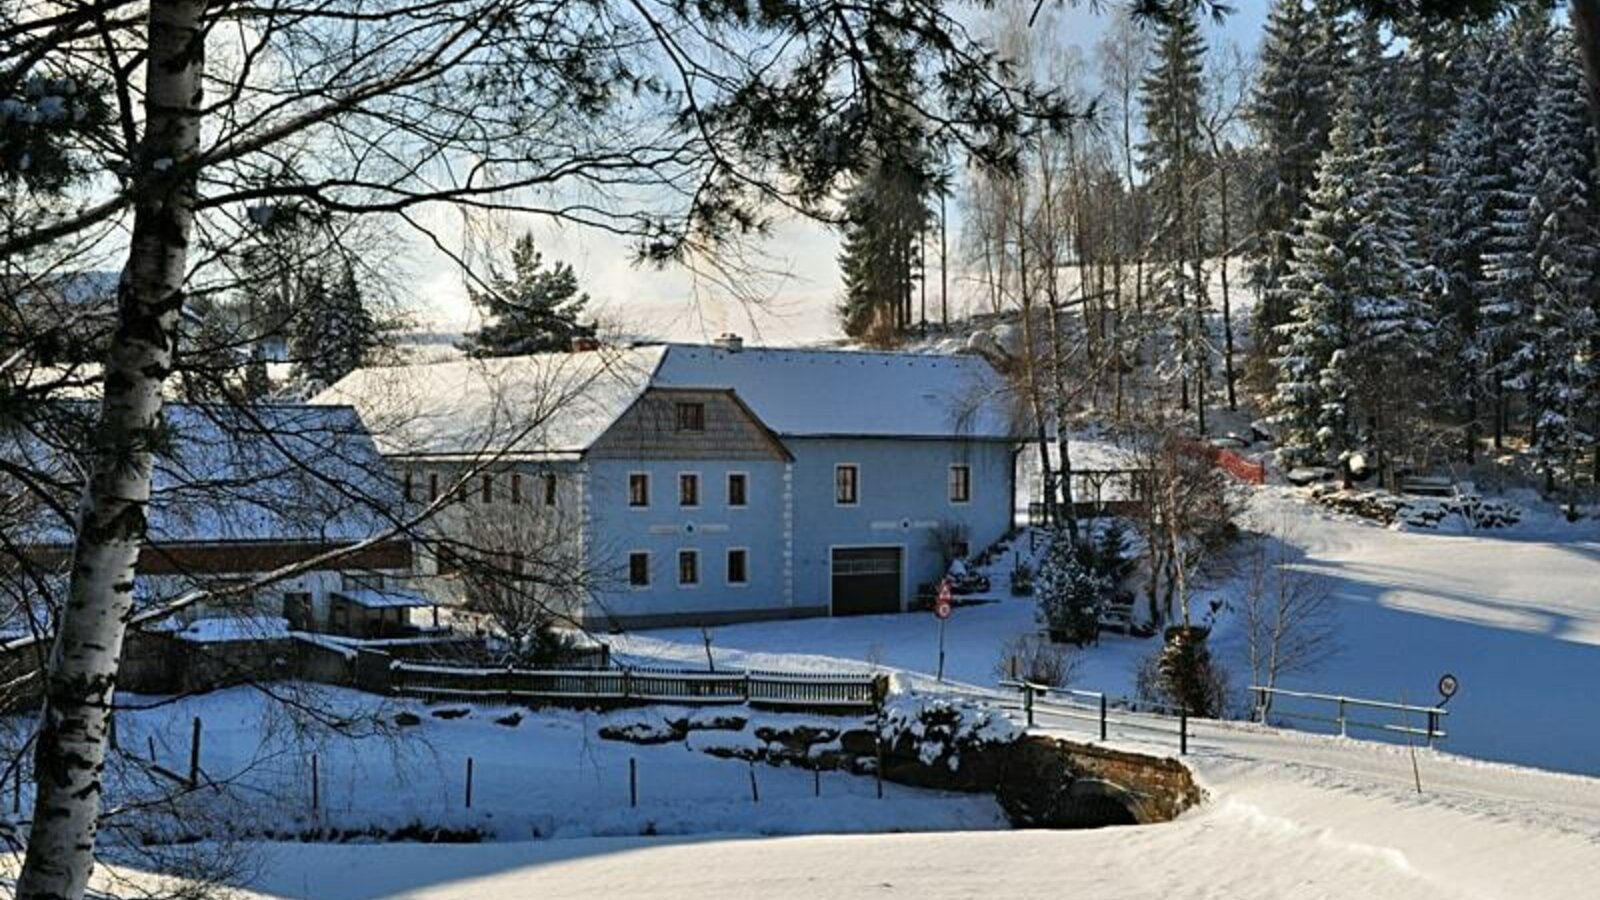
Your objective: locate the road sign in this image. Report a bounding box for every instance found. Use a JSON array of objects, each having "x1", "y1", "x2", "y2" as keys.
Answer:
[
  {"x1": 1438, "y1": 673, "x2": 1459, "y2": 701},
  {"x1": 934, "y1": 580, "x2": 953, "y2": 620}
]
